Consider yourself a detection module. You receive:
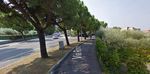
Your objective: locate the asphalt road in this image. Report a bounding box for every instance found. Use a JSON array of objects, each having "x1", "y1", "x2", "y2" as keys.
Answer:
[{"x1": 0, "y1": 36, "x2": 76, "y2": 69}]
